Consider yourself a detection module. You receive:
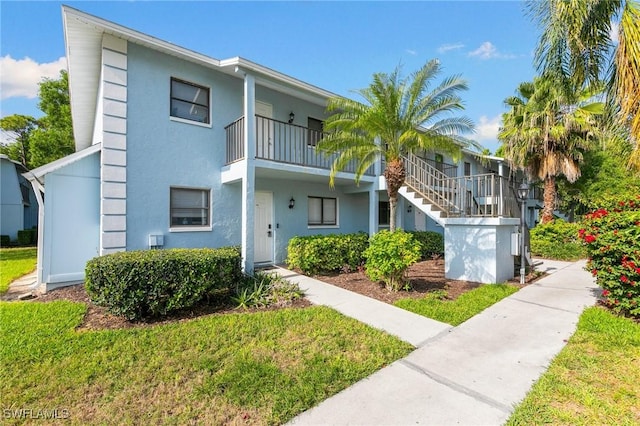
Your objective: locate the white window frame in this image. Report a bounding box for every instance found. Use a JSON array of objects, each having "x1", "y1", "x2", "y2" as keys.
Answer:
[
  {"x1": 169, "y1": 186, "x2": 212, "y2": 232},
  {"x1": 169, "y1": 77, "x2": 212, "y2": 128},
  {"x1": 307, "y1": 196, "x2": 339, "y2": 228}
]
